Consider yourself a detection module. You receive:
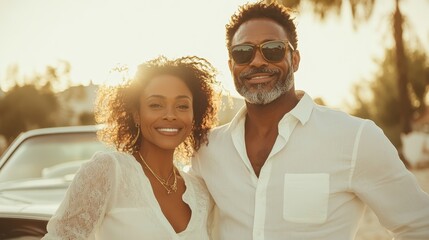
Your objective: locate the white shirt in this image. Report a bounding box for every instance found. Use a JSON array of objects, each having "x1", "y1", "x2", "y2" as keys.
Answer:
[
  {"x1": 43, "y1": 151, "x2": 213, "y2": 240},
  {"x1": 191, "y1": 92, "x2": 429, "y2": 240}
]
